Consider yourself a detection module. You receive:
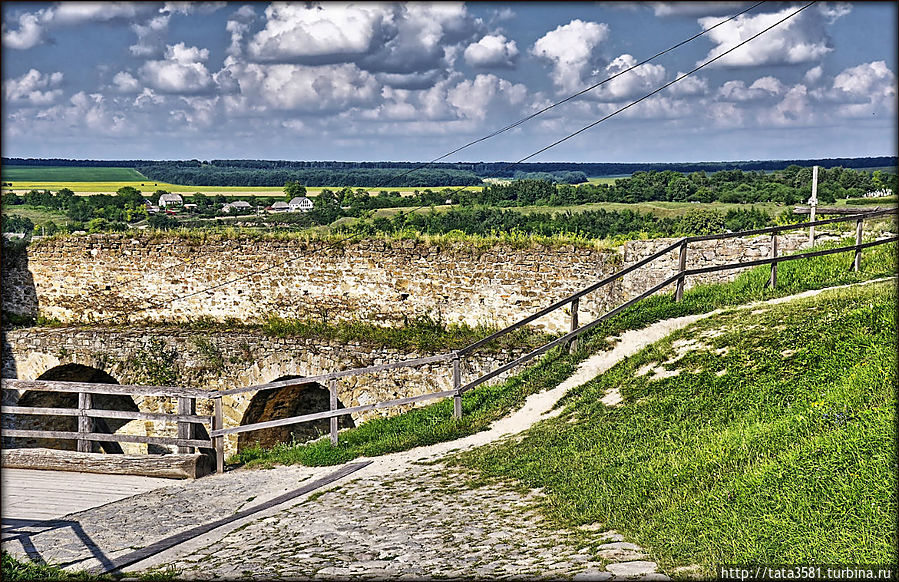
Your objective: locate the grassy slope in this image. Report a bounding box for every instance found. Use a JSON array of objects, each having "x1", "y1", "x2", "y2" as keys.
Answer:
[
  {"x1": 2, "y1": 166, "x2": 146, "y2": 181},
  {"x1": 230, "y1": 239, "x2": 897, "y2": 470},
  {"x1": 0, "y1": 204, "x2": 67, "y2": 224},
  {"x1": 457, "y1": 280, "x2": 897, "y2": 571}
]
